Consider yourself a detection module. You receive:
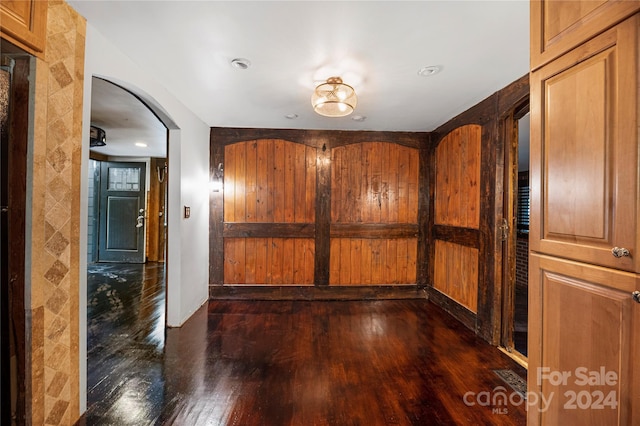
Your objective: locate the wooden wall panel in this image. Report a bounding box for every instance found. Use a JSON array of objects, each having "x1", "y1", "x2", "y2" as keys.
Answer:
[
  {"x1": 224, "y1": 238, "x2": 315, "y2": 285},
  {"x1": 330, "y1": 238, "x2": 418, "y2": 285},
  {"x1": 224, "y1": 140, "x2": 316, "y2": 224},
  {"x1": 329, "y1": 142, "x2": 419, "y2": 286},
  {"x1": 223, "y1": 139, "x2": 316, "y2": 285},
  {"x1": 433, "y1": 240, "x2": 478, "y2": 312},
  {"x1": 331, "y1": 142, "x2": 419, "y2": 224},
  {"x1": 434, "y1": 125, "x2": 481, "y2": 228},
  {"x1": 211, "y1": 128, "x2": 427, "y2": 297}
]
